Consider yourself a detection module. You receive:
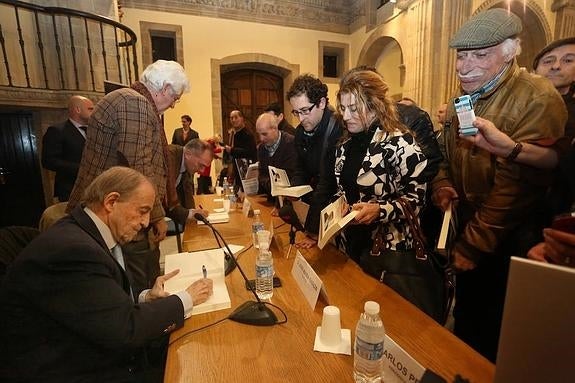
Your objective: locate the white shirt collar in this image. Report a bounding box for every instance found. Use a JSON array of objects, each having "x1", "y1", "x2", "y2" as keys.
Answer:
[{"x1": 84, "y1": 207, "x2": 117, "y2": 251}]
